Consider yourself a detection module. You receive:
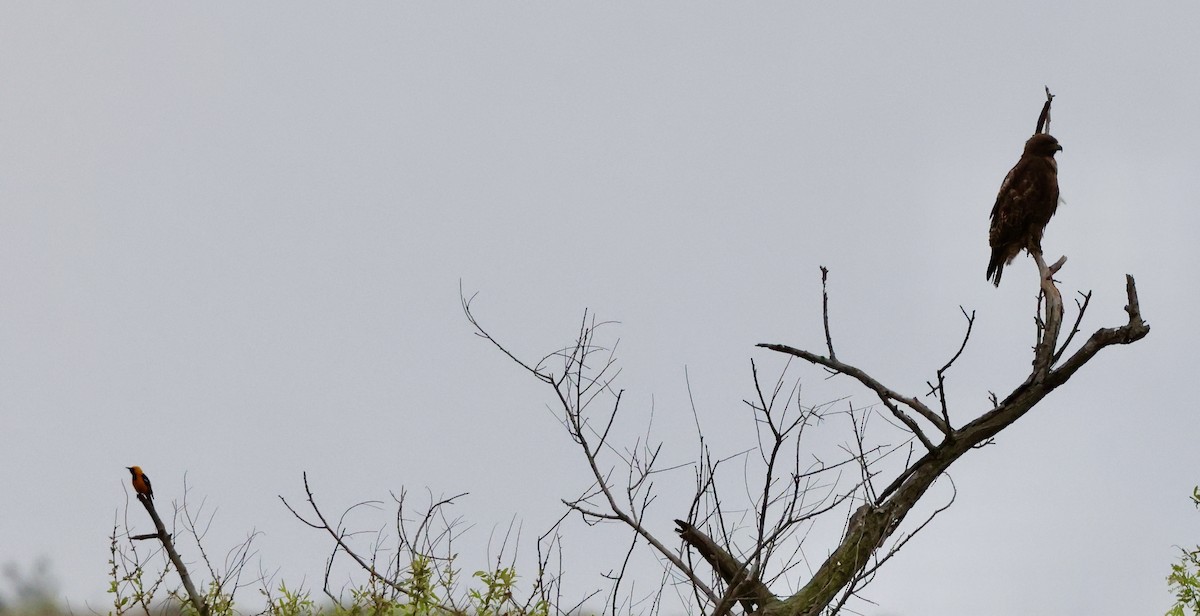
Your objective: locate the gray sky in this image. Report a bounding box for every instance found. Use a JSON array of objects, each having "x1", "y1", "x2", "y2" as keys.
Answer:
[{"x1": 2, "y1": 3, "x2": 1198, "y2": 615}]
